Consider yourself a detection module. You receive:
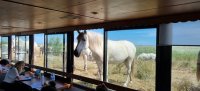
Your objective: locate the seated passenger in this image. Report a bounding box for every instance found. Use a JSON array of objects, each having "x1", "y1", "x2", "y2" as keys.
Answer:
[
  {"x1": 0, "y1": 59, "x2": 10, "y2": 83},
  {"x1": 0, "y1": 59, "x2": 10, "y2": 74},
  {"x1": 0, "y1": 61, "x2": 25, "y2": 91}
]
